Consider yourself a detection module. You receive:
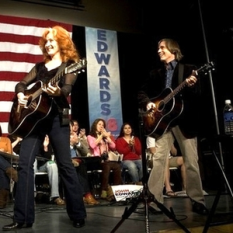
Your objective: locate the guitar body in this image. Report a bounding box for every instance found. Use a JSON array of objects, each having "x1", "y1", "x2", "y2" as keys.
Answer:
[
  {"x1": 8, "y1": 81, "x2": 52, "y2": 138},
  {"x1": 143, "y1": 88, "x2": 183, "y2": 138}
]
